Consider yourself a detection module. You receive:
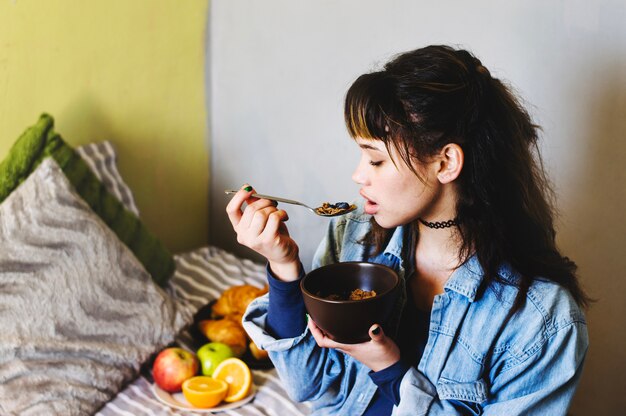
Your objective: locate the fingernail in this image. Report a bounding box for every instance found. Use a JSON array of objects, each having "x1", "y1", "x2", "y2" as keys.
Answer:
[
  {"x1": 372, "y1": 326, "x2": 381, "y2": 335},
  {"x1": 243, "y1": 185, "x2": 252, "y2": 192}
]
